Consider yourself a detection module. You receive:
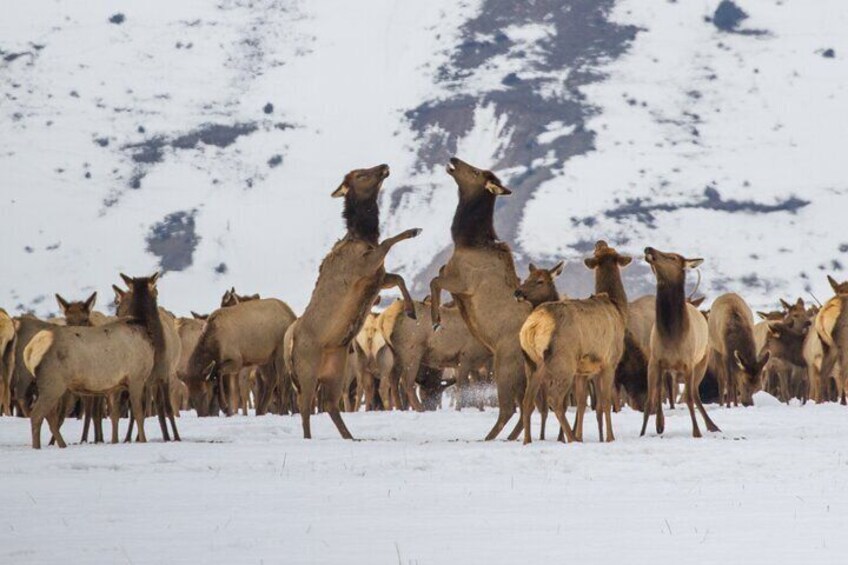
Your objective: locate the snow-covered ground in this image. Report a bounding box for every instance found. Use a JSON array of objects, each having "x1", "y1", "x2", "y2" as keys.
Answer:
[{"x1": 3, "y1": 397, "x2": 848, "y2": 564}]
